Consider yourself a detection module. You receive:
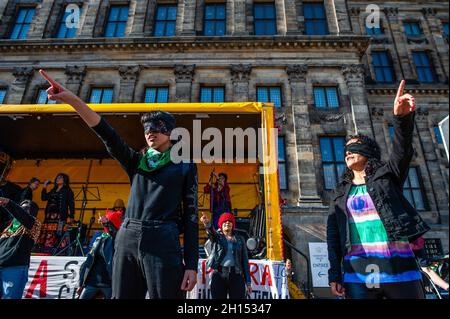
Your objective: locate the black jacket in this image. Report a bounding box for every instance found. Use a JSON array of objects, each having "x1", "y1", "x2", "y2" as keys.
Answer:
[
  {"x1": 326, "y1": 113, "x2": 430, "y2": 285},
  {"x1": 0, "y1": 201, "x2": 41, "y2": 268},
  {"x1": 91, "y1": 117, "x2": 199, "y2": 270},
  {"x1": 16, "y1": 186, "x2": 33, "y2": 203},
  {"x1": 41, "y1": 186, "x2": 75, "y2": 221},
  {"x1": 205, "y1": 223, "x2": 251, "y2": 285}
]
